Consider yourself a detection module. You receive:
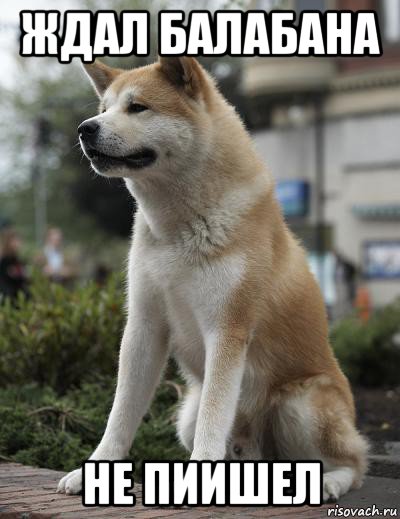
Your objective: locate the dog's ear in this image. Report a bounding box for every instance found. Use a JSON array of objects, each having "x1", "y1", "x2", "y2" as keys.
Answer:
[
  {"x1": 81, "y1": 60, "x2": 121, "y2": 97},
  {"x1": 158, "y1": 57, "x2": 204, "y2": 99}
]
